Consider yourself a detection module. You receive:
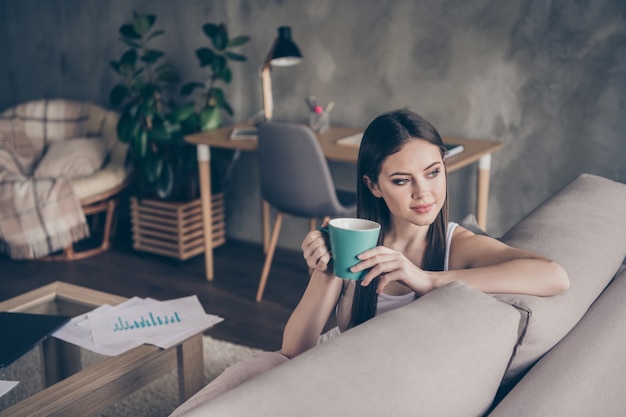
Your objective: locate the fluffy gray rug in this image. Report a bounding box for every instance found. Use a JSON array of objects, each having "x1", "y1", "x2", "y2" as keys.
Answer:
[{"x1": 0, "y1": 336, "x2": 262, "y2": 416}]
